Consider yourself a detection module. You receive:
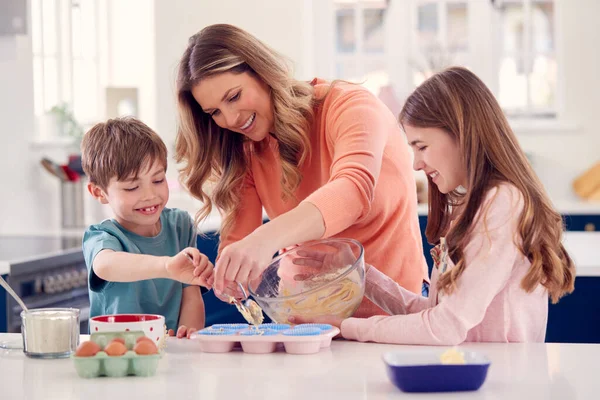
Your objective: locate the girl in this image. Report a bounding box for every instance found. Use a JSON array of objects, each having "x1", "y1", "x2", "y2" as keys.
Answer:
[{"x1": 292, "y1": 67, "x2": 575, "y2": 344}]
